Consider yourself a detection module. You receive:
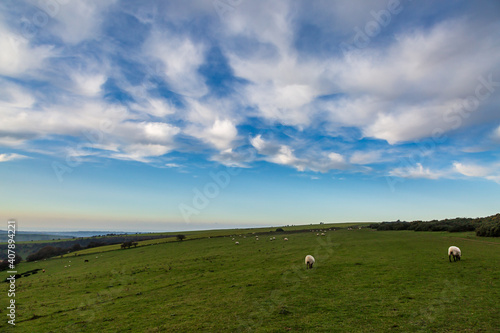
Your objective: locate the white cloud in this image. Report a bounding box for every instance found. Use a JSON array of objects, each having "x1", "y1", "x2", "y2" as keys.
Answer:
[
  {"x1": 389, "y1": 163, "x2": 444, "y2": 179},
  {"x1": 454, "y1": 162, "x2": 500, "y2": 184},
  {"x1": 0, "y1": 23, "x2": 54, "y2": 77},
  {"x1": 330, "y1": 19, "x2": 500, "y2": 144},
  {"x1": 1, "y1": 0, "x2": 499, "y2": 176},
  {"x1": 210, "y1": 148, "x2": 255, "y2": 167},
  {"x1": 250, "y1": 135, "x2": 349, "y2": 172},
  {"x1": 207, "y1": 119, "x2": 238, "y2": 150},
  {"x1": 70, "y1": 72, "x2": 107, "y2": 97},
  {"x1": 0, "y1": 153, "x2": 29, "y2": 162},
  {"x1": 492, "y1": 125, "x2": 500, "y2": 141},
  {"x1": 113, "y1": 143, "x2": 173, "y2": 163},
  {"x1": 220, "y1": 2, "x2": 333, "y2": 127},
  {"x1": 269, "y1": 145, "x2": 302, "y2": 169},
  {"x1": 453, "y1": 162, "x2": 492, "y2": 177},
  {"x1": 185, "y1": 118, "x2": 238, "y2": 151},
  {"x1": 141, "y1": 122, "x2": 180, "y2": 143},
  {"x1": 350, "y1": 150, "x2": 383, "y2": 164},
  {"x1": 132, "y1": 97, "x2": 176, "y2": 117},
  {"x1": 48, "y1": 0, "x2": 118, "y2": 44},
  {"x1": 144, "y1": 30, "x2": 207, "y2": 97},
  {"x1": 165, "y1": 163, "x2": 181, "y2": 168}
]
